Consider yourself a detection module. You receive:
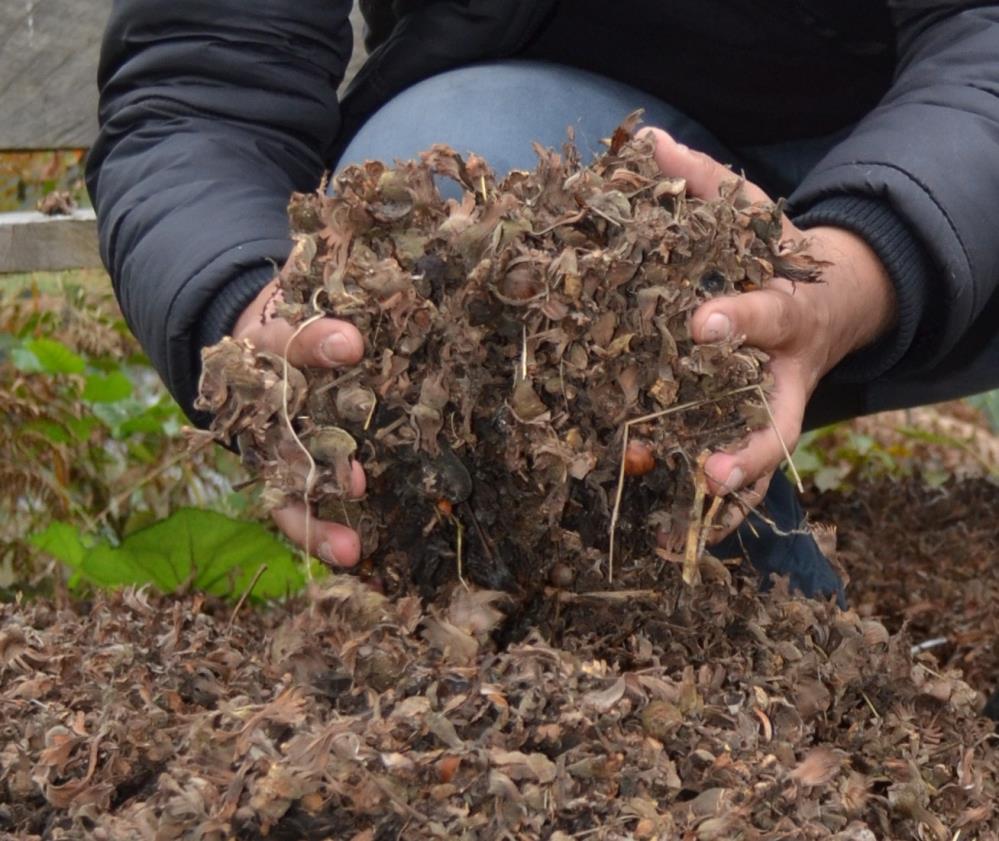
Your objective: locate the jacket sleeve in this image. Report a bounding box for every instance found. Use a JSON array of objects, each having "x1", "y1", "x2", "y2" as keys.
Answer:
[
  {"x1": 85, "y1": 0, "x2": 354, "y2": 425},
  {"x1": 790, "y1": 3, "x2": 999, "y2": 395}
]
